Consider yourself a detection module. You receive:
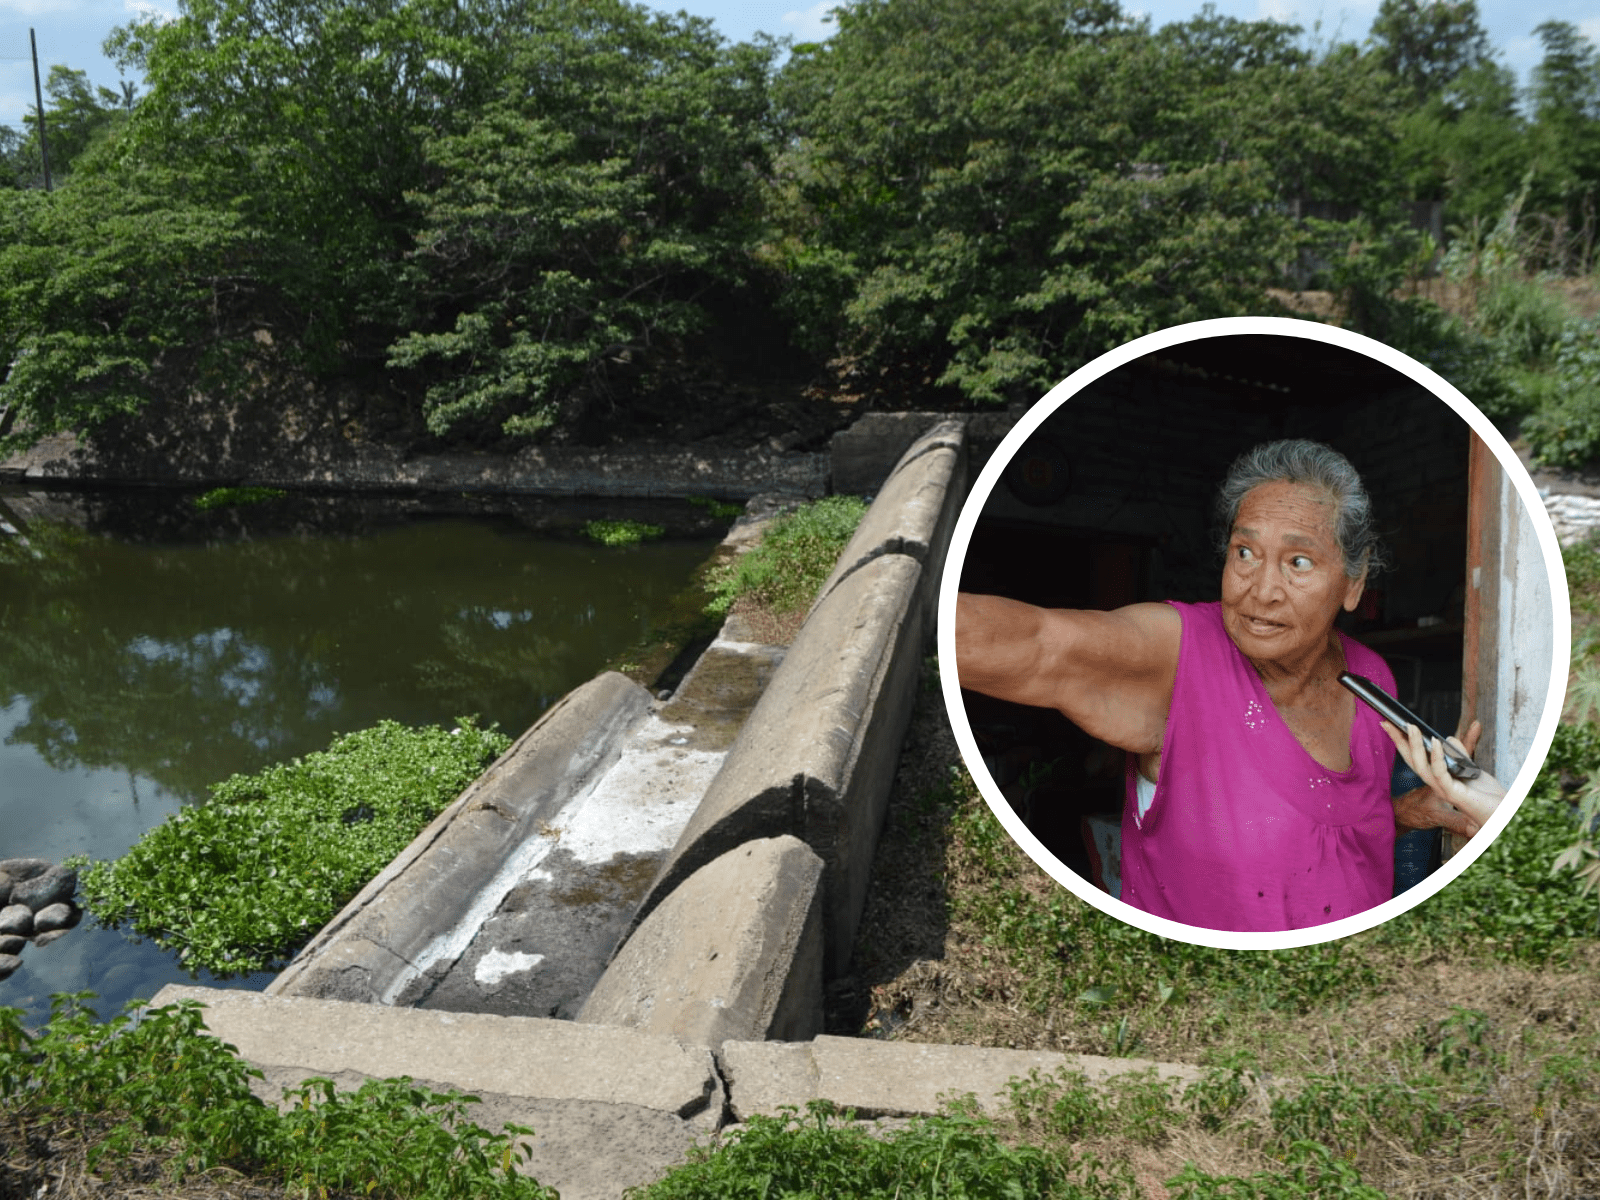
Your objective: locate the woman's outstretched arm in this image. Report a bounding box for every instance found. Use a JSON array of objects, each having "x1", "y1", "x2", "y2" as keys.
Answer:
[{"x1": 954, "y1": 593, "x2": 1182, "y2": 756}]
